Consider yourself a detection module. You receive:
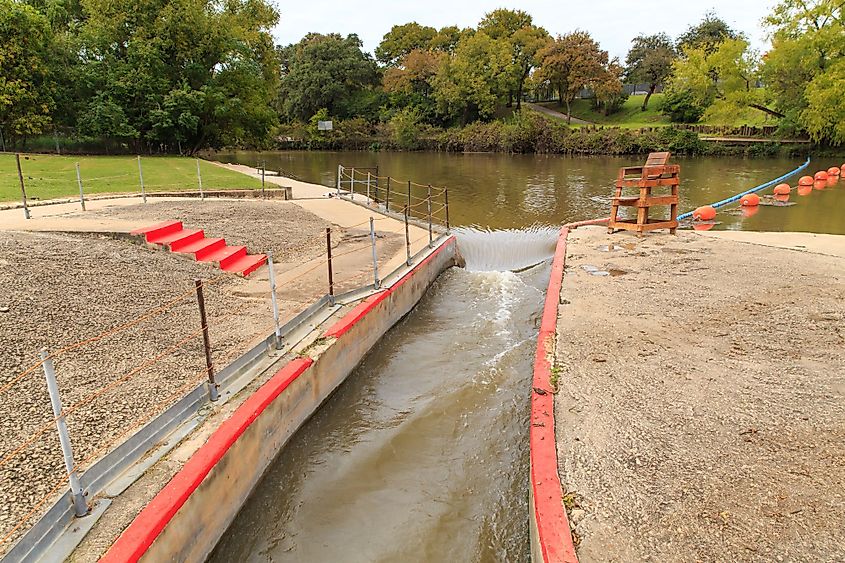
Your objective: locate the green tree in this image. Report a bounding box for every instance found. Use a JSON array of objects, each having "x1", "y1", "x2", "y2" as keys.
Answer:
[
  {"x1": 375, "y1": 22, "x2": 438, "y2": 66},
  {"x1": 677, "y1": 11, "x2": 739, "y2": 54},
  {"x1": 432, "y1": 31, "x2": 511, "y2": 123},
  {"x1": 0, "y1": 0, "x2": 56, "y2": 143},
  {"x1": 279, "y1": 33, "x2": 379, "y2": 121},
  {"x1": 537, "y1": 31, "x2": 610, "y2": 123},
  {"x1": 764, "y1": 0, "x2": 845, "y2": 144},
  {"x1": 625, "y1": 33, "x2": 676, "y2": 110}
]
